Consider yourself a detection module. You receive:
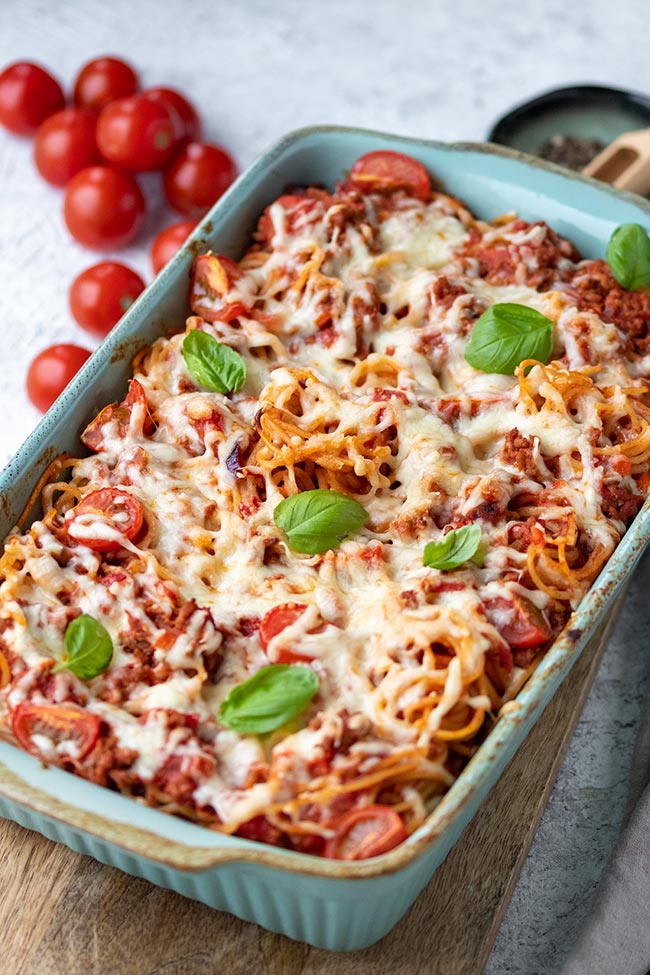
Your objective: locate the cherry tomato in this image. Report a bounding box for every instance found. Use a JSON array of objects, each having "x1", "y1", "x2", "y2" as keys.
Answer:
[
  {"x1": 163, "y1": 142, "x2": 237, "y2": 218},
  {"x1": 82, "y1": 379, "x2": 153, "y2": 452},
  {"x1": 69, "y1": 261, "x2": 145, "y2": 337},
  {"x1": 324, "y1": 805, "x2": 408, "y2": 860},
  {"x1": 97, "y1": 95, "x2": 177, "y2": 171},
  {"x1": 33, "y1": 107, "x2": 100, "y2": 187},
  {"x1": 257, "y1": 194, "x2": 319, "y2": 248},
  {"x1": 349, "y1": 150, "x2": 431, "y2": 201},
  {"x1": 150, "y1": 219, "x2": 198, "y2": 274},
  {"x1": 189, "y1": 254, "x2": 245, "y2": 322},
  {"x1": 26, "y1": 344, "x2": 91, "y2": 413},
  {"x1": 12, "y1": 702, "x2": 101, "y2": 760},
  {"x1": 63, "y1": 165, "x2": 145, "y2": 249},
  {"x1": 73, "y1": 56, "x2": 138, "y2": 111},
  {"x1": 485, "y1": 595, "x2": 551, "y2": 649},
  {"x1": 0, "y1": 62, "x2": 65, "y2": 135},
  {"x1": 68, "y1": 488, "x2": 144, "y2": 552},
  {"x1": 144, "y1": 86, "x2": 201, "y2": 144},
  {"x1": 259, "y1": 603, "x2": 322, "y2": 664}
]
